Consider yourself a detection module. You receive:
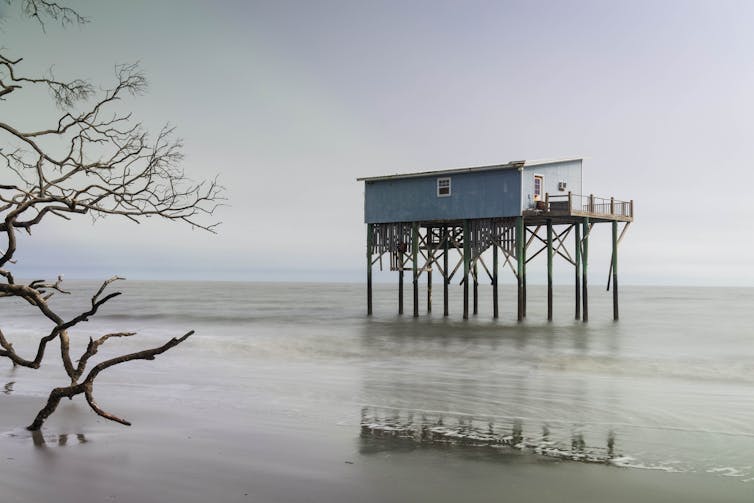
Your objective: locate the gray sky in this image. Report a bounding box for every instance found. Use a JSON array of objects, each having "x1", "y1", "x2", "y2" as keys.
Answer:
[{"x1": 3, "y1": 0, "x2": 754, "y2": 285}]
